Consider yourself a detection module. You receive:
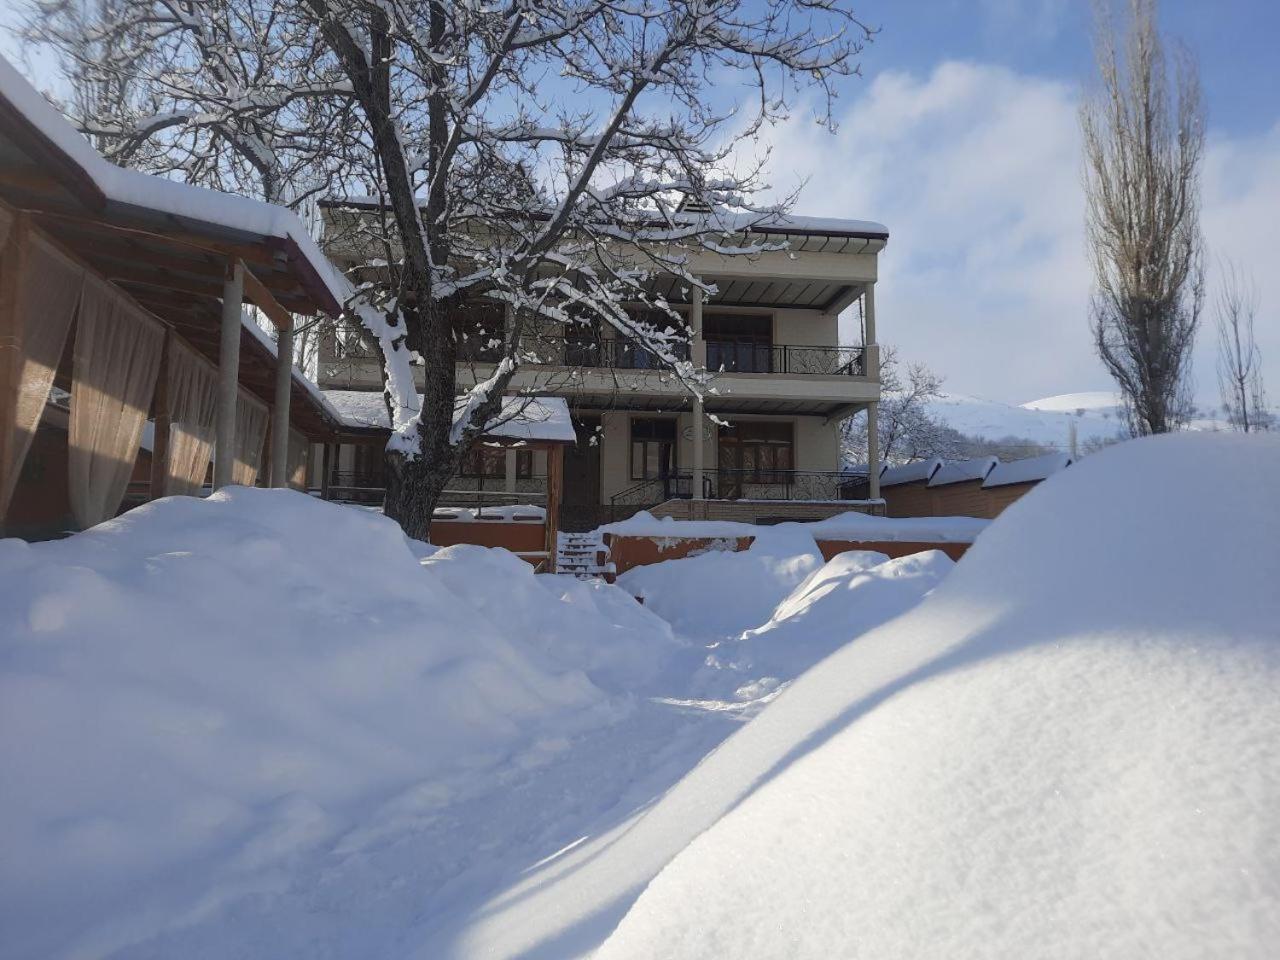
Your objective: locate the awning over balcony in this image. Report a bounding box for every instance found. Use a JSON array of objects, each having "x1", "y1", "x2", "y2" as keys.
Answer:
[{"x1": 323, "y1": 390, "x2": 576, "y2": 445}]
